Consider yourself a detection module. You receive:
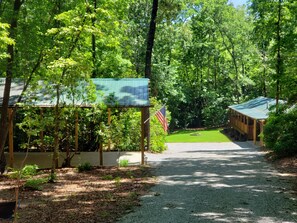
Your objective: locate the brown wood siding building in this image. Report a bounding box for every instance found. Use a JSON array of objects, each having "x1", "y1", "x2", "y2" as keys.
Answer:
[{"x1": 228, "y1": 97, "x2": 281, "y2": 145}]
